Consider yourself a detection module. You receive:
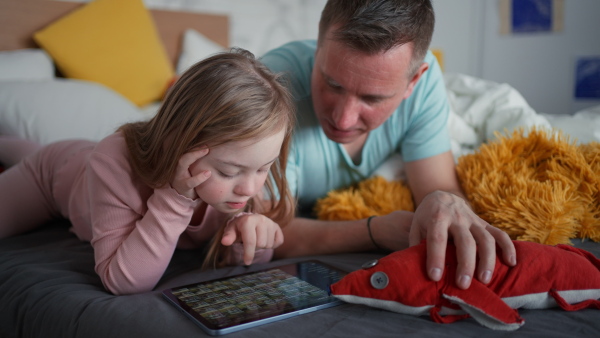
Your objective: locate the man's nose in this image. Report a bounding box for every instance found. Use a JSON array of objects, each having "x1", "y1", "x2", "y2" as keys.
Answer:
[{"x1": 332, "y1": 95, "x2": 360, "y2": 130}]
